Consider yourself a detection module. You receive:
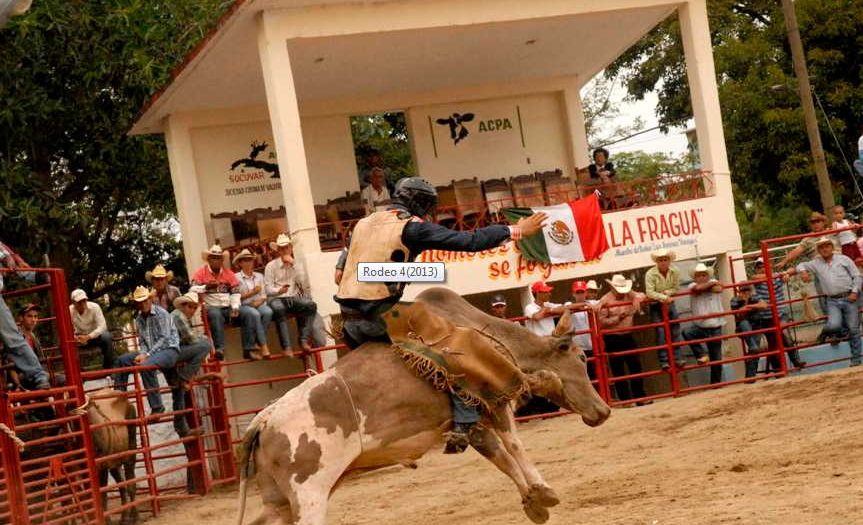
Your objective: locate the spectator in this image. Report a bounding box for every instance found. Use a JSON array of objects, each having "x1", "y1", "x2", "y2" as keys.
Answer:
[
  {"x1": 358, "y1": 148, "x2": 393, "y2": 191},
  {"x1": 265, "y1": 234, "x2": 317, "y2": 352},
  {"x1": 113, "y1": 286, "x2": 181, "y2": 416},
  {"x1": 18, "y1": 303, "x2": 44, "y2": 360},
  {"x1": 730, "y1": 284, "x2": 765, "y2": 379},
  {"x1": 830, "y1": 205, "x2": 861, "y2": 261},
  {"x1": 585, "y1": 280, "x2": 600, "y2": 302},
  {"x1": 190, "y1": 245, "x2": 240, "y2": 361},
  {"x1": 682, "y1": 264, "x2": 726, "y2": 384},
  {"x1": 569, "y1": 281, "x2": 594, "y2": 379},
  {"x1": 489, "y1": 294, "x2": 508, "y2": 319},
  {"x1": 776, "y1": 211, "x2": 839, "y2": 268},
  {"x1": 523, "y1": 281, "x2": 566, "y2": 337},
  {"x1": 170, "y1": 292, "x2": 212, "y2": 437},
  {"x1": 645, "y1": 249, "x2": 684, "y2": 370},
  {"x1": 0, "y1": 240, "x2": 49, "y2": 390},
  {"x1": 786, "y1": 237, "x2": 862, "y2": 367},
  {"x1": 588, "y1": 148, "x2": 616, "y2": 183},
  {"x1": 751, "y1": 258, "x2": 806, "y2": 370},
  {"x1": 597, "y1": 274, "x2": 650, "y2": 405},
  {"x1": 146, "y1": 264, "x2": 180, "y2": 312},
  {"x1": 234, "y1": 249, "x2": 272, "y2": 360},
  {"x1": 69, "y1": 289, "x2": 114, "y2": 370},
  {"x1": 360, "y1": 167, "x2": 392, "y2": 215}
]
